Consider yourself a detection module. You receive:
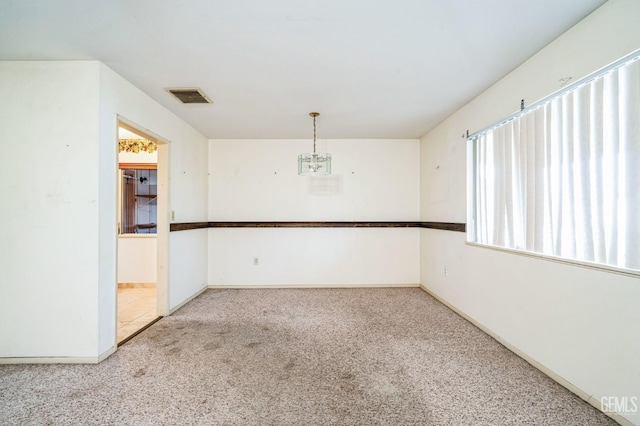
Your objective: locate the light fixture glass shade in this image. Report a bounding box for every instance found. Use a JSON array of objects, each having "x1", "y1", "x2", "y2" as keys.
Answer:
[{"x1": 298, "y1": 152, "x2": 332, "y2": 175}]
